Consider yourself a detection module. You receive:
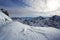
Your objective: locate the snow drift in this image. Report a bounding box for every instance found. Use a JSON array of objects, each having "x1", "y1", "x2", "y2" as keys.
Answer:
[
  {"x1": 0, "y1": 11, "x2": 12, "y2": 27},
  {"x1": 0, "y1": 11, "x2": 60, "y2": 40}
]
